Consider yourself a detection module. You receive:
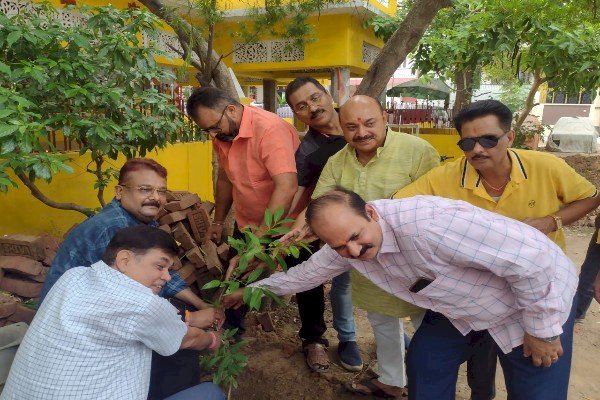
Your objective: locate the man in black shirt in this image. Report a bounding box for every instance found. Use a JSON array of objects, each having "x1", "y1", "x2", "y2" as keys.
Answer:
[{"x1": 284, "y1": 77, "x2": 362, "y2": 374}]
